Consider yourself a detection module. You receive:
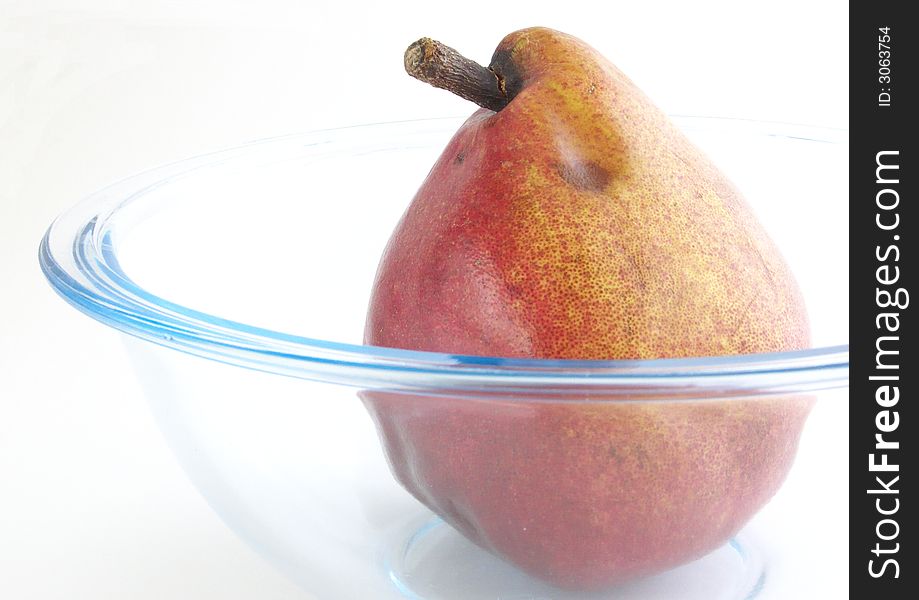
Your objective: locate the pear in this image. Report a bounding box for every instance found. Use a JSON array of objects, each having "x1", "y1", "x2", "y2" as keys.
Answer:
[{"x1": 363, "y1": 28, "x2": 811, "y2": 589}]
